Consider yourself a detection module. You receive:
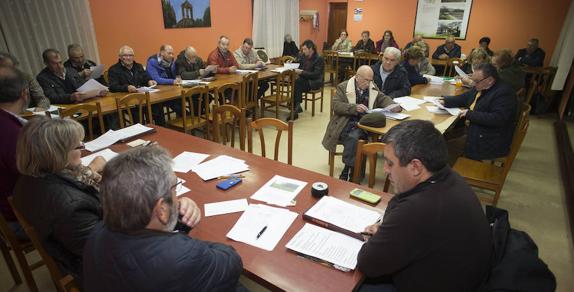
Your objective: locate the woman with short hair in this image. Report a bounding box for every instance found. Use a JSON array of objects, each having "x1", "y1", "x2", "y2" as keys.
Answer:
[{"x1": 401, "y1": 46, "x2": 430, "y2": 85}]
